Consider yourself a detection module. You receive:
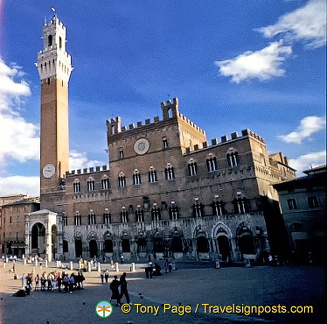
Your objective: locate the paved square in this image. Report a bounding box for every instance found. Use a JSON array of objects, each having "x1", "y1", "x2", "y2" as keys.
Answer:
[{"x1": 0, "y1": 260, "x2": 325, "y2": 323}]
